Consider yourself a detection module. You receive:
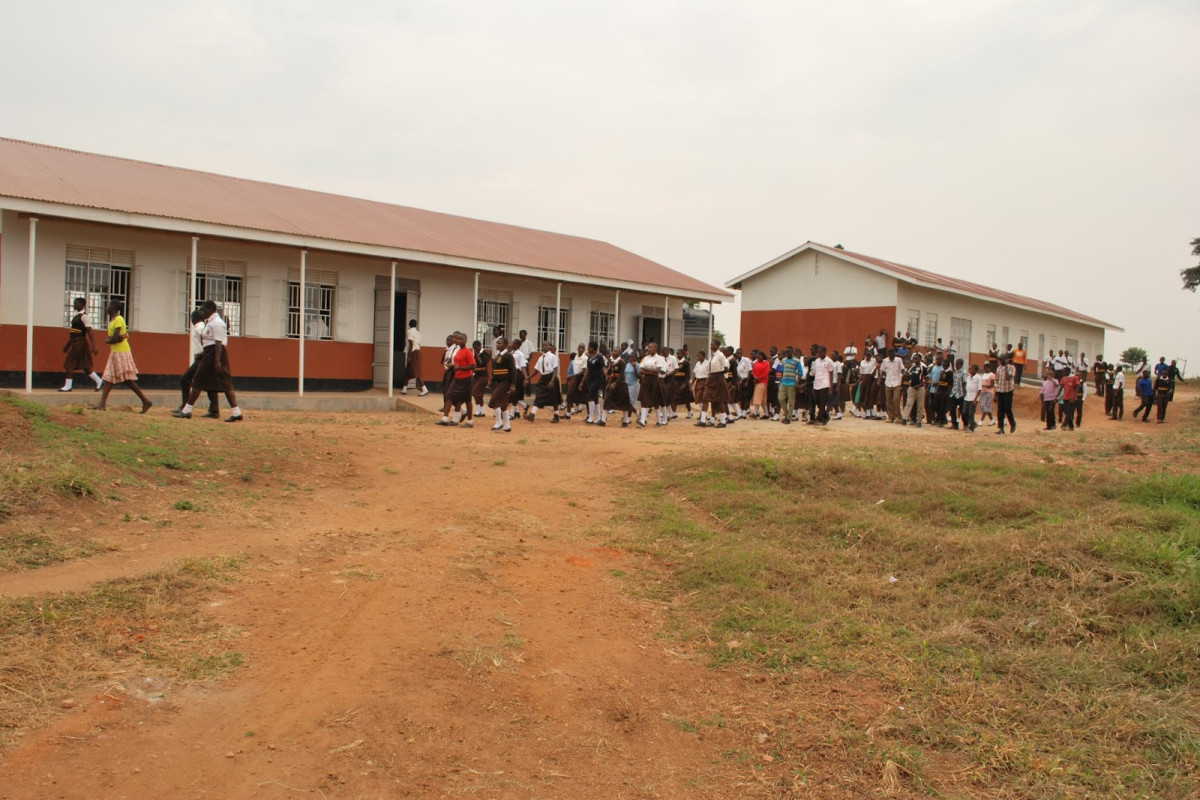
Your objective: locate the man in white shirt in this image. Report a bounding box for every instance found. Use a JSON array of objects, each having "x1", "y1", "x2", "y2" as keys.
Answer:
[
  {"x1": 401, "y1": 320, "x2": 429, "y2": 396},
  {"x1": 809, "y1": 346, "x2": 835, "y2": 425},
  {"x1": 843, "y1": 340, "x2": 858, "y2": 368},
  {"x1": 881, "y1": 349, "x2": 905, "y2": 422},
  {"x1": 962, "y1": 364, "x2": 982, "y2": 432},
  {"x1": 1110, "y1": 366, "x2": 1125, "y2": 419}
]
